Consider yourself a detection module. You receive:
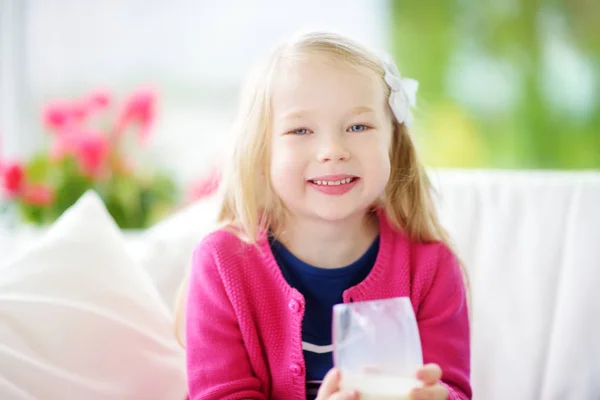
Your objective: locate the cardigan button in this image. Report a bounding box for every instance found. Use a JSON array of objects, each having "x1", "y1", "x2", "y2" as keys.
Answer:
[
  {"x1": 288, "y1": 299, "x2": 302, "y2": 313},
  {"x1": 289, "y1": 362, "x2": 304, "y2": 376}
]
